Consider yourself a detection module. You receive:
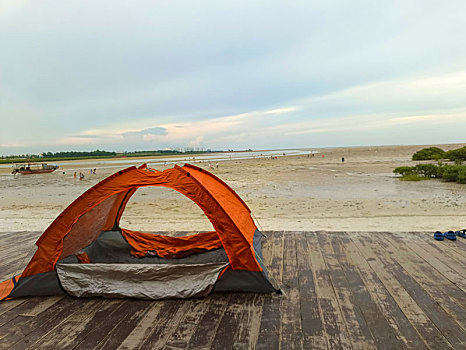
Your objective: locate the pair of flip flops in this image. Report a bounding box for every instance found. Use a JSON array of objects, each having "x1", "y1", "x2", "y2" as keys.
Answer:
[{"x1": 434, "y1": 229, "x2": 466, "y2": 241}]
